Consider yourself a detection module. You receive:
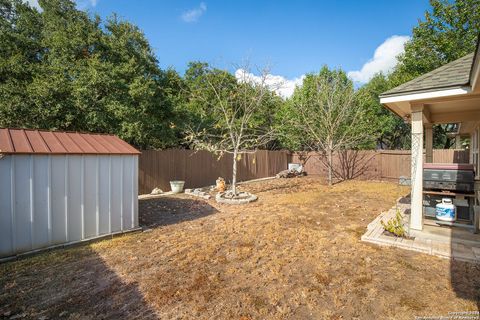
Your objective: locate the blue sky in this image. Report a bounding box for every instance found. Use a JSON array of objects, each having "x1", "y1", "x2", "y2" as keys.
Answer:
[{"x1": 29, "y1": 0, "x2": 430, "y2": 96}]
